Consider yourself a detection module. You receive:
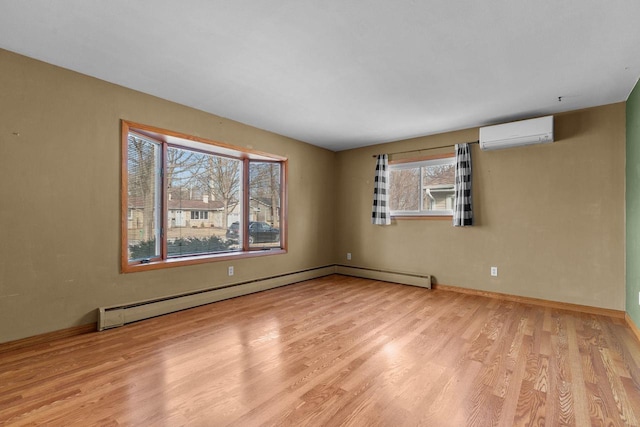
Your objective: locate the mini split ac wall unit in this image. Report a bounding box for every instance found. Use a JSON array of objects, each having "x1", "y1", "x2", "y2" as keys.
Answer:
[{"x1": 479, "y1": 115, "x2": 554, "y2": 151}]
